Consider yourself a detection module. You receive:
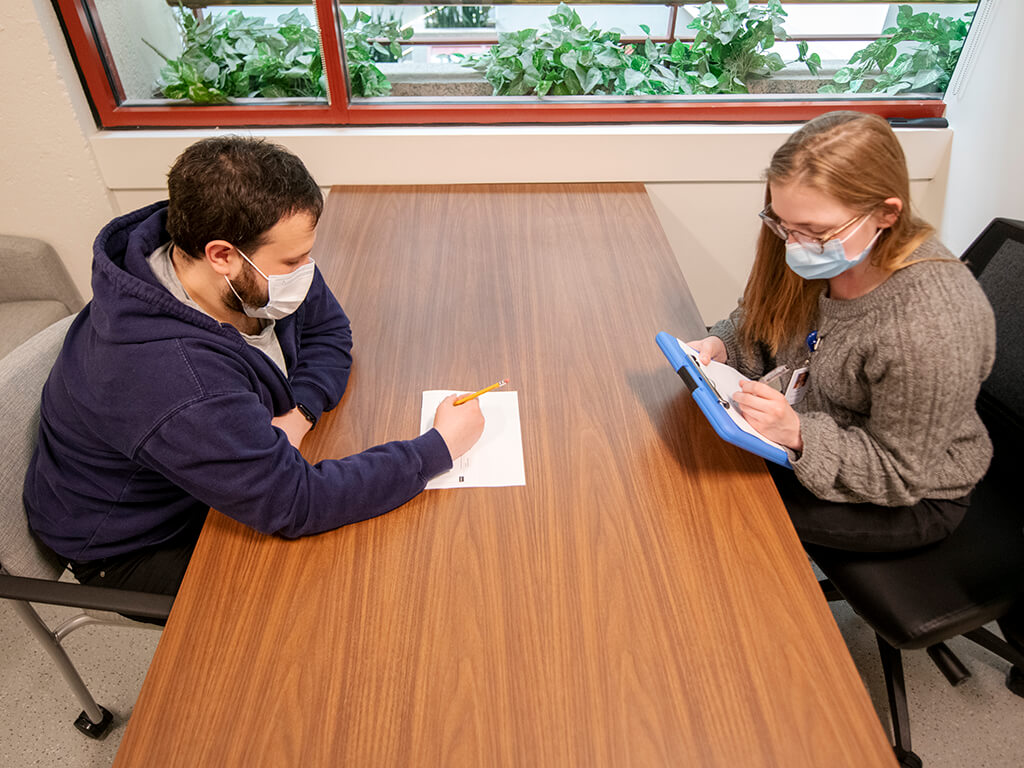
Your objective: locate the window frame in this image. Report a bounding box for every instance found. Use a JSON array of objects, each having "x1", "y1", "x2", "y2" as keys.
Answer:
[{"x1": 53, "y1": 0, "x2": 949, "y2": 129}]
